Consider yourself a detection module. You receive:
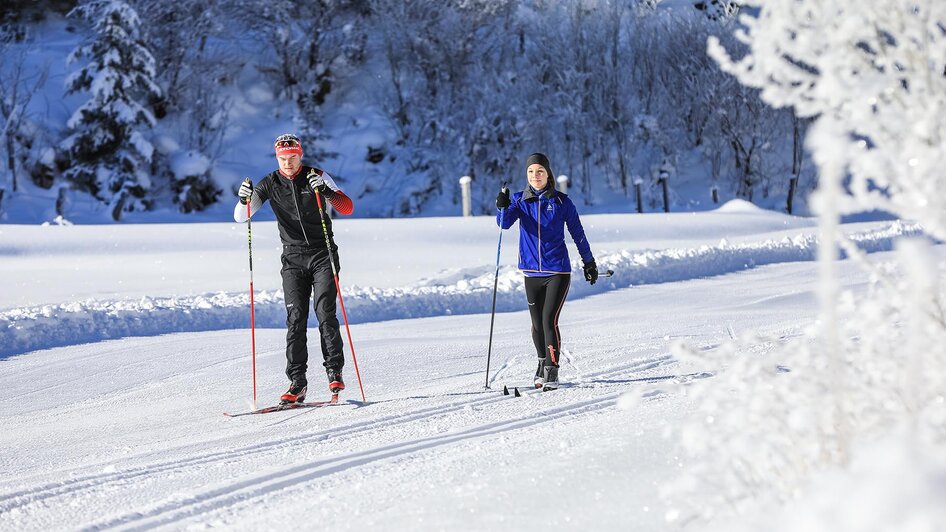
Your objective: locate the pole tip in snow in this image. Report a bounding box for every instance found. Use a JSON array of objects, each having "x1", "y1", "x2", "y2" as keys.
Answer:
[
  {"x1": 503, "y1": 385, "x2": 510, "y2": 396},
  {"x1": 514, "y1": 387, "x2": 521, "y2": 398}
]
